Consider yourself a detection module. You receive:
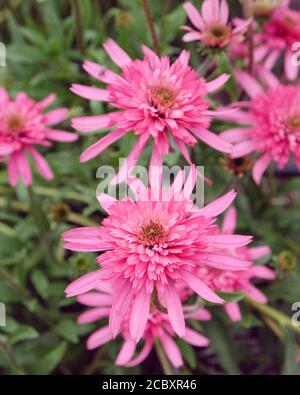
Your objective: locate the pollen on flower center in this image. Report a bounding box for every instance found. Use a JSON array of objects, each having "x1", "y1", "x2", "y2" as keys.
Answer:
[
  {"x1": 7, "y1": 114, "x2": 24, "y2": 133},
  {"x1": 151, "y1": 86, "x2": 176, "y2": 111},
  {"x1": 287, "y1": 116, "x2": 300, "y2": 132},
  {"x1": 204, "y1": 24, "x2": 231, "y2": 47},
  {"x1": 138, "y1": 220, "x2": 166, "y2": 247}
]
